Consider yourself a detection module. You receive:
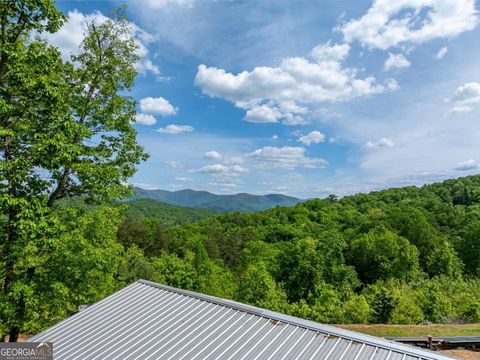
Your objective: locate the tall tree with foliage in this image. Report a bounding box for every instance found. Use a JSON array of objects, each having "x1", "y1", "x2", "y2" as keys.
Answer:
[{"x1": 0, "y1": 1, "x2": 147, "y2": 341}]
